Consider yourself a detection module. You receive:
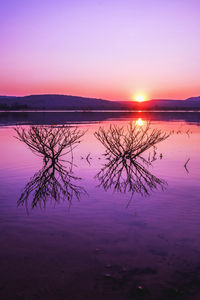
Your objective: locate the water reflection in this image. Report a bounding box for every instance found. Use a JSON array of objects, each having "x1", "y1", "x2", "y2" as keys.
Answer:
[
  {"x1": 14, "y1": 123, "x2": 171, "y2": 210},
  {"x1": 135, "y1": 117, "x2": 144, "y2": 126},
  {"x1": 94, "y1": 122, "x2": 170, "y2": 199},
  {"x1": 14, "y1": 125, "x2": 86, "y2": 211},
  {"x1": 1, "y1": 118, "x2": 199, "y2": 299}
]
